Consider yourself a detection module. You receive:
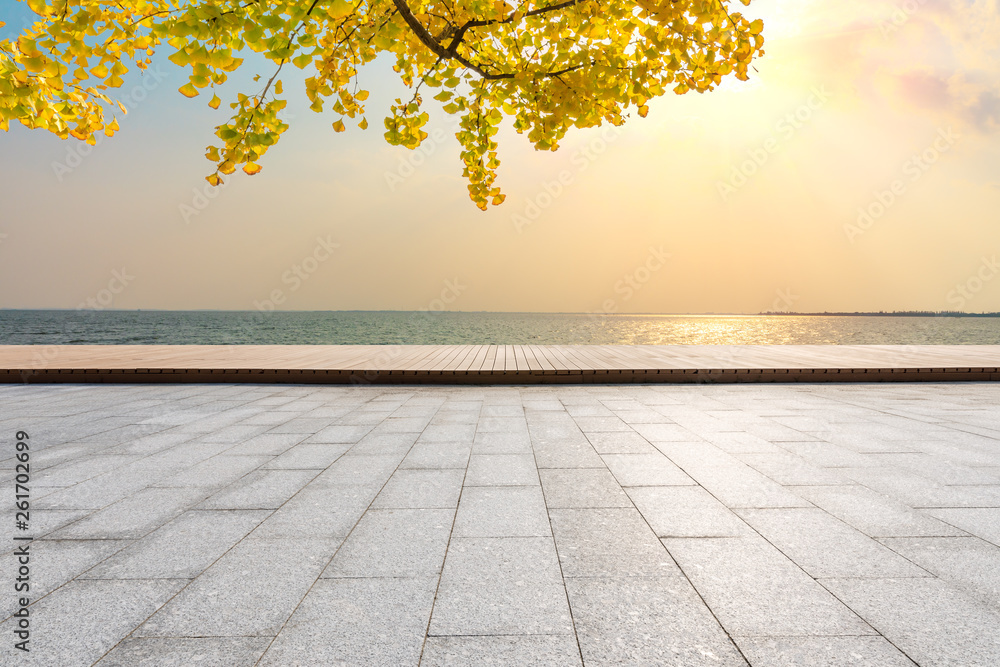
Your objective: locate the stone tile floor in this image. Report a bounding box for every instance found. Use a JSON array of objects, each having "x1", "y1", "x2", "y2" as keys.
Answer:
[{"x1": 2, "y1": 382, "x2": 1000, "y2": 666}]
